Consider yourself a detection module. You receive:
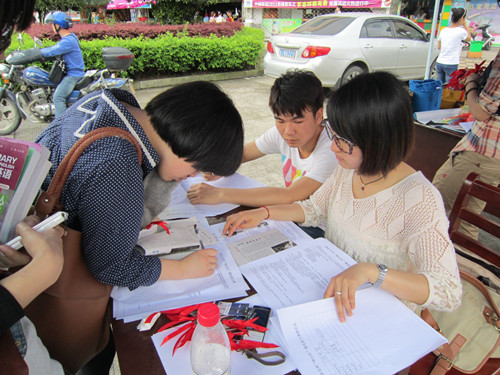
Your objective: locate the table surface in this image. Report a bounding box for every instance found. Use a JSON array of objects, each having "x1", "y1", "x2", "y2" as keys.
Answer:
[{"x1": 407, "y1": 123, "x2": 462, "y2": 181}]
